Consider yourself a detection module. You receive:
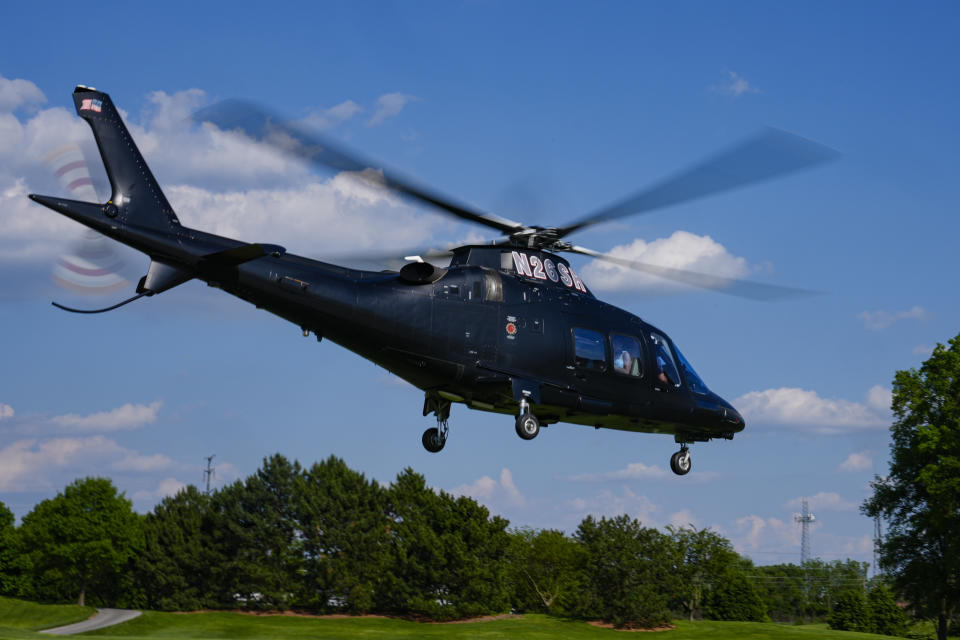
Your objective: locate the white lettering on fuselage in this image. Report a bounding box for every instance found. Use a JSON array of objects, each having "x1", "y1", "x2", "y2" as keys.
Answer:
[{"x1": 511, "y1": 251, "x2": 587, "y2": 292}]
